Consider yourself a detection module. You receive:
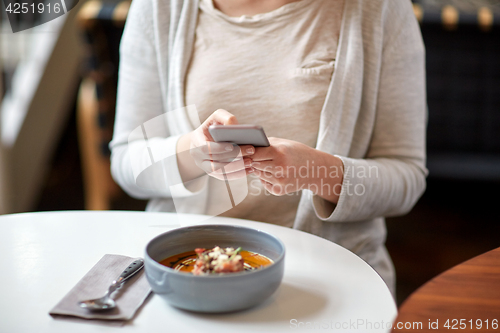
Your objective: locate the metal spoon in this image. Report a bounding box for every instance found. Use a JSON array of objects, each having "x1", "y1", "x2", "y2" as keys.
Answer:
[{"x1": 78, "y1": 258, "x2": 144, "y2": 310}]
